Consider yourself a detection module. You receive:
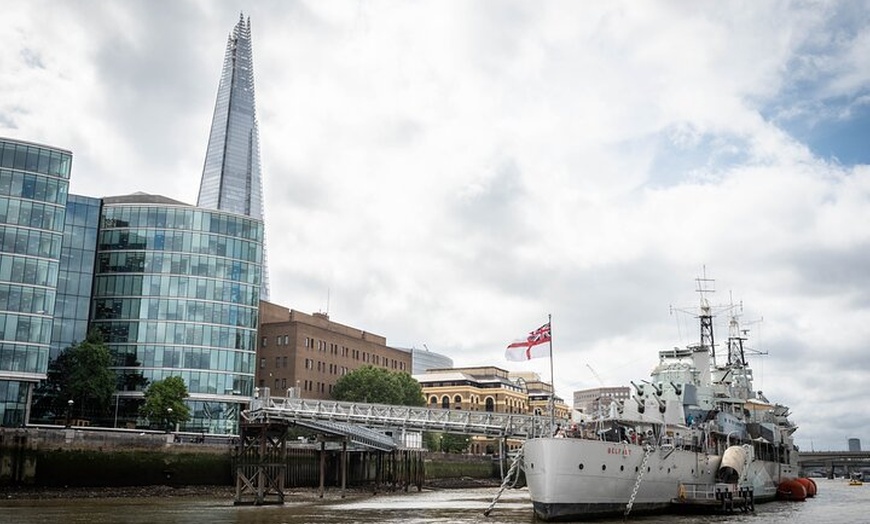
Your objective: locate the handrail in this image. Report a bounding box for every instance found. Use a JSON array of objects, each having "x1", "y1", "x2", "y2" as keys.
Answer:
[{"x1": 243, "y1": 396, "x2": 554, "y2": 439}]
